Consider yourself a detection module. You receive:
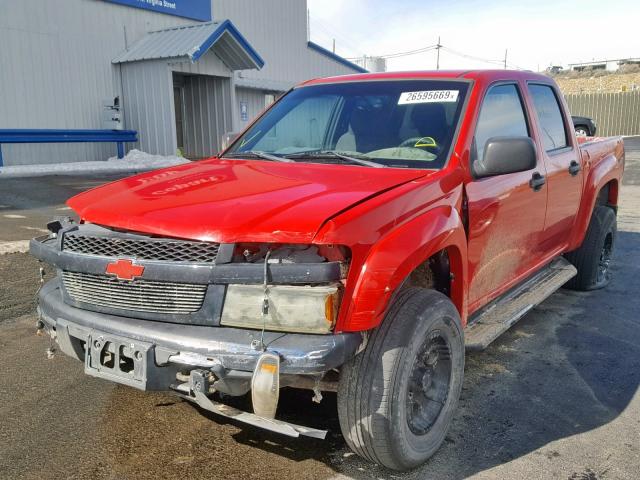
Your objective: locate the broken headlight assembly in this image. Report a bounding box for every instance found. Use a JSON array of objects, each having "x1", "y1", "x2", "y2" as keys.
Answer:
[{"x1": 220, "y1": 244, "x2": 349, "y2": 334}]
